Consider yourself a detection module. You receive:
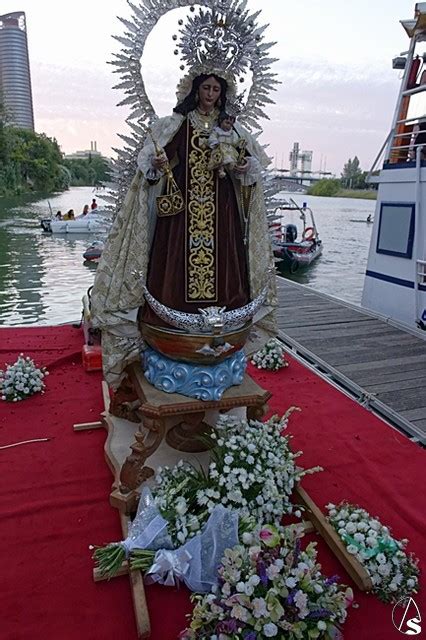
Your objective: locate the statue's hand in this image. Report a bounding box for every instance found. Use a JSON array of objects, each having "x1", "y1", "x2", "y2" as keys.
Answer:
[
  {"x1": 151, "y1": 153, "x2": 168, "y2": 170},
  {"x1": 234, "y1": 160, "x2": 249, "y2": 174}
]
